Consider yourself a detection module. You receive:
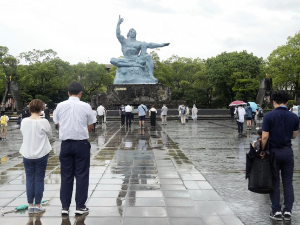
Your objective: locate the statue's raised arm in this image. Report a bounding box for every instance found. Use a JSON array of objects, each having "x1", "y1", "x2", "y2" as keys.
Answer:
[{"x1": 116, "y1": 15, "x2": 126, "y2": 44}]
